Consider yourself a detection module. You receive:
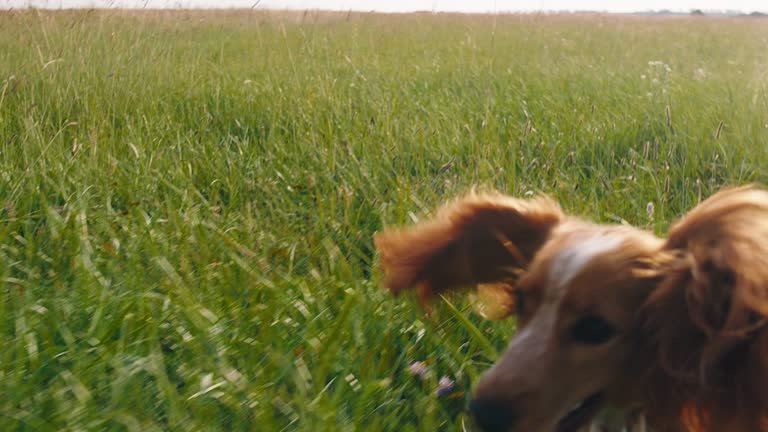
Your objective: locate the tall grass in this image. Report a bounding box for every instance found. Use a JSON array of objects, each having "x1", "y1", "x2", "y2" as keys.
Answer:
[{"x1": 1, "y1": 9, "x2": 767, "y2": 431}]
